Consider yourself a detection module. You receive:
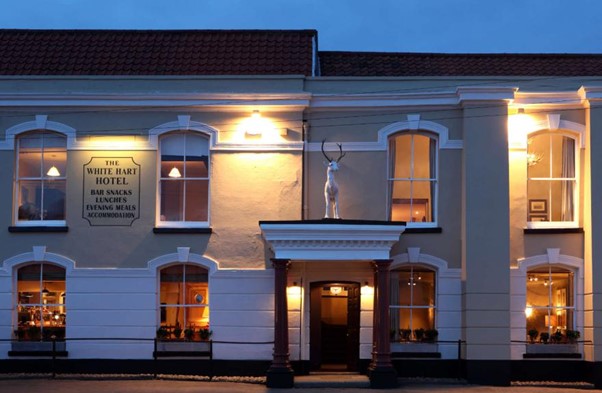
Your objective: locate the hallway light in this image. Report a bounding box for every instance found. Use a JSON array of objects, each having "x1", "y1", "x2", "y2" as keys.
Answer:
[
  {"x1": 330, "y1": 286, "x2": 342, "y2": 295},
  {"x1": 46, "y1": 166, "x2": 61, "y2": 177},
  {"x1": 168, "y1": 167, "x2": 182, "y2": 178}
]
